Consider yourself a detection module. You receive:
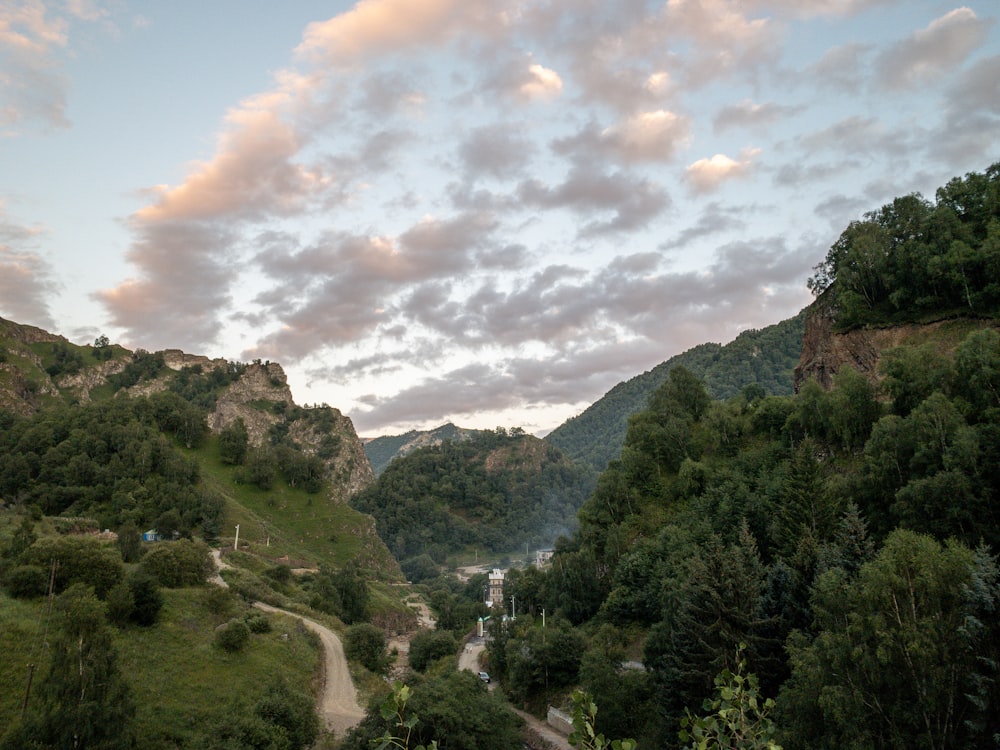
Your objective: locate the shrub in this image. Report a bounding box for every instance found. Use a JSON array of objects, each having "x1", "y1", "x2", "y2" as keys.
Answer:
[
  {"x1": 139, "y1": 539, "x2": 212, "y2": 587},
  {"x1": 216, "y1": 619, "x2": 251, "y2": 652},
  {"x1": 408, "y1": 629, "x2": 458, "y2": 672},
  {"x1": 245, "y1": 611, "x2": 272, "y2": 633},
  {"x1": 105, "y1": 580, "x2": 135, "y2": 626},
  {"x1": 2, "y1": 564, "x2": 48, "y2": 599},
  {"x1": 127, "y1": 570, "x2": 163, "y2": 626},
  {"x1": 344, "y1": 623, "x2": 388, "y2": 674}
]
